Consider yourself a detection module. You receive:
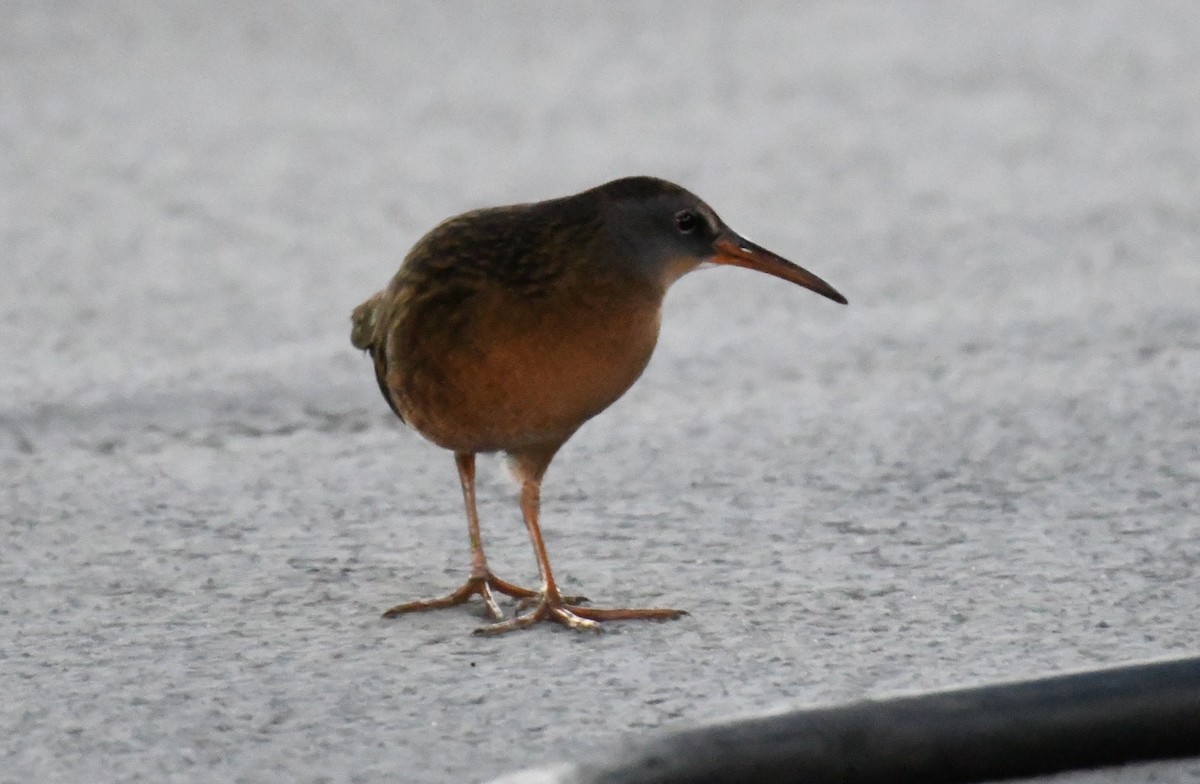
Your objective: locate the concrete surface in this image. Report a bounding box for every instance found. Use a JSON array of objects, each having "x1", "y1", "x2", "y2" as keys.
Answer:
[{"x1": 3, "y1": 2, "x2": 1199, "y2": 783}]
